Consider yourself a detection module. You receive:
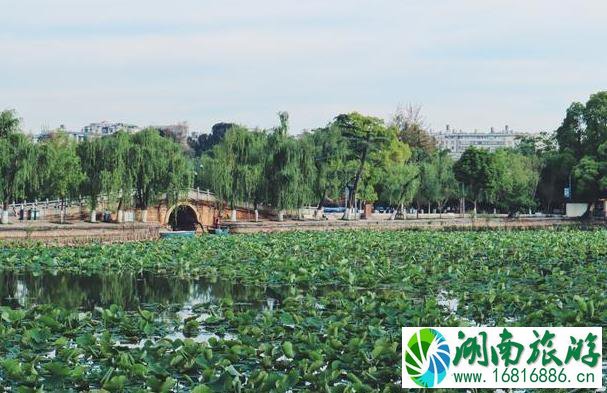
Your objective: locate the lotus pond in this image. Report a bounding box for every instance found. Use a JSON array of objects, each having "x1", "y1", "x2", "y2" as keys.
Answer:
[{"x1": 0, "y1": 229, "x2": 606, "y2": 392}]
